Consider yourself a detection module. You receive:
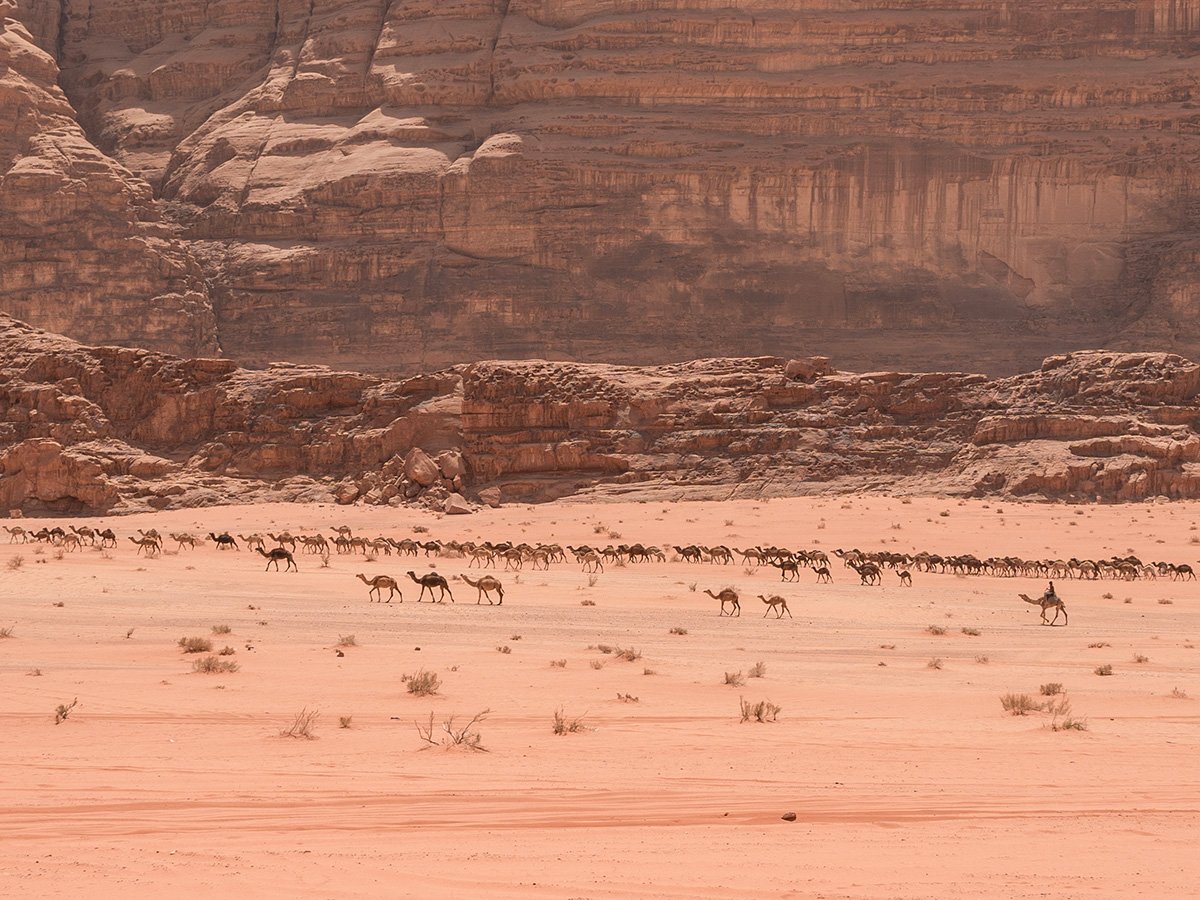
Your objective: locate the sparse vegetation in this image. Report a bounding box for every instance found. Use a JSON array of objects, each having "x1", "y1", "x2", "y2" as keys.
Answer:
[
  {"x1": 1040, "y1": 683, "x2": 1064, "y2": 696},
  {"x1": 1158, "y1": 598, "x2": 1174, "y2": 605},
  {"x1": 415, "y1": 710, "x2": 489, "y2": 751},
  {"x1": 125, "y1": 628, "x2": 135, "y2": 639},
  {"x1": 643, "y1": 668, "x2": 656, "y2": 676},
  {"x1": 552, "y1": 708, "x2": 587, "y2": 734},
  {"x1": 339, "y1": 716, "x2": 353, "y2": 729},
  {"x1": 192, "y1": 655, "x2": 239, "y2": 674},
  {"x1": 337, "y1": 634, "x2": 357, "y2": 647},
  {"x1": 669, "y1": 626, "x2": 688, "y2": 635},
  {"x1": 926, "y1": 625, "x2": 947, "y2": 636},
  {"x1": 7, "y1": 555, "x2": 24, "y2": 570},
  {"x1": 280, "y1": 707, "x2": 318, "y2": 739},
  {"x1": 975, "y1": 655, "x2": 989, "y2": 664},
  {"x1": 687, "y1": 582, "x2": 698, "y2": 592},
  {"x1": 1094, "y1": 664, "x2": 1114, "y2": 676},
  {"x1": 1101, "y1": 592, "x2": 1114, "y2": 599},
  {"x1": 927, "y1": 657, "x2": 944, "y2": 670},
  {"x1": 1088, "y1": 642, "x2": 1111, "y2": 649},
  {"x1": 614, "y1": 646, "x2": 641, "y2": 661},
  {"x1": 597, "y1": 644, "x2": 614, "y2": 654},
  {"x1": 724, "y1": 670, "x2": 746, "y2": 687},
  {"x1": 212, "y1": 624, "x2": 232, "y2": 635},
  {"x1": 1000, "y1": 693, "x2": 1039, "y2": 716},
  {"x1": 404, "y1": 670, "x2": 441, "y2": 696},
  {"x1": 1170, "y1": 687, "x2": 1189, "y2": 699},
  {"x1": 961, "y1": 627, "x2": 981, "y2": 636},
  {"x1": 616, "y1": 692, "x2": 638, "y2": 703},
  {"x1": 1133, "y1": 654, "x2": 1149, "y2": 663},
  {"x1": 54, "y1": 698, "x2": 78, "y2": 725},
  {"x1": 550, "y1": 659, "x2": 567, "y2": 668},
  {"x1": 497, "y1": 645, "x2": 512, "y2": 654},
  {"x1": 879, "y1": 644, "x2": 896, "y2": 650},
  {"x1": 739, "y1": 697, "x2": 781, "y2": 723},
  {"x1": 177, "y1": 636, "x2": 213, "y2": 653},
  {"x1": 587, "y1": 575, "x2": 599, "y2": 588},
  {"x1": 590, "y1": 660, "x2": 604, "y2": 670},
  {"x1": 748, "y1": 661, "x2": 767, "y2": 678},
  {"x1": 27, "y1": 668, "x2": 42, "y2": 677},
  {"x1": 218, "y1": 646, "x2": 236, "y2": 656},
  {"x1": 510, "y1": 634, "x2": 522, "y2": 641}
]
